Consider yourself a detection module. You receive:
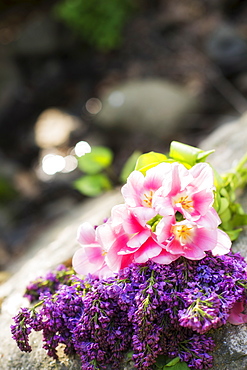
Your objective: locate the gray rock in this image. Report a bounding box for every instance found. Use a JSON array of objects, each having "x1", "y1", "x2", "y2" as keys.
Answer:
[
  {"x1": 199, "y1": 113, "x2": 247, "y2": 174},
  {"x1": 211, "y1": 324, "x2": 247, "y2": 370},
  {"x1": 96, "y1": 79, "x2": 199, "y2": 138}
]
